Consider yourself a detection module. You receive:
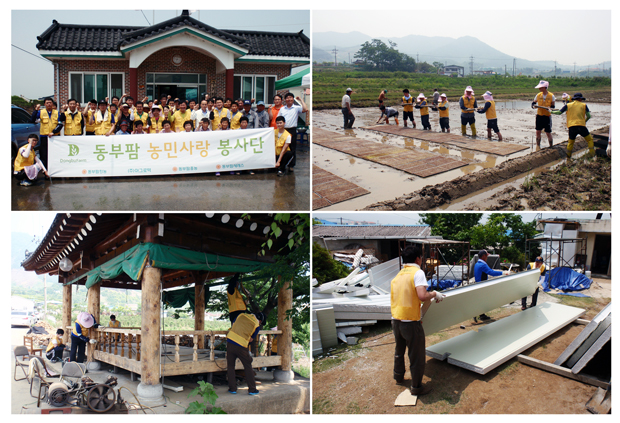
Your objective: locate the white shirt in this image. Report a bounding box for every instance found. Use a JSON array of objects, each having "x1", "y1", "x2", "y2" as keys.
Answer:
[
  {"x1": 277, "y1": 104, "x2": 302, "y2": 128},
  {"x1": 193, "y1": 109, "x2": 211, "y2": 129},
  {"x1": 342, "y1": 94, "x2": 351, "y2": 108},
  {"x1": 395, "y1": 264, "x2": 428, "y2": 322}
]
